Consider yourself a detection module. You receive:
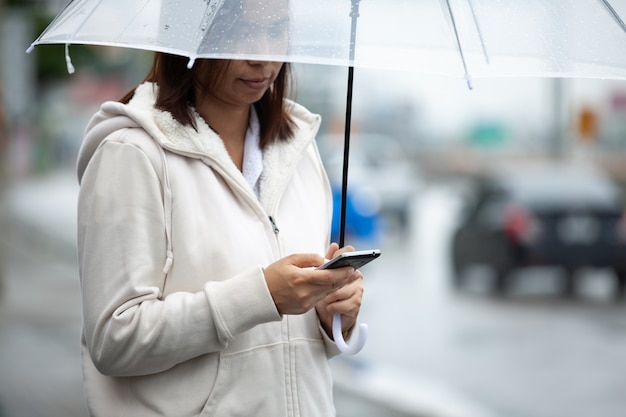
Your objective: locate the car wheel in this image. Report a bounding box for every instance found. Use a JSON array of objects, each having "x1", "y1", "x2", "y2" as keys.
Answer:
[
  {"x1": 494, "y1": 267, "x2": 511, "y2": 295},
  {"x1": 561, "y1": 268, "x2": 577, "y2": 297},
  {"x1": 451, "y1": 241, "x2": 469, "y2": 289},
  {"x1": 451, "y1": 257, "x2": 466, "y2": 288}
]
